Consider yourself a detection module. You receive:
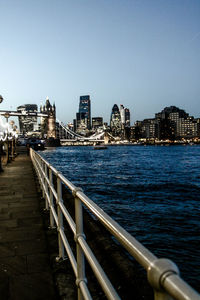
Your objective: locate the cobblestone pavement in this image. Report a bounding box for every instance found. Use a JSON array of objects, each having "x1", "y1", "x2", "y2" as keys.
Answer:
[{"x1": 0, "y1": 150, "x2": 58, "y2": 300}]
